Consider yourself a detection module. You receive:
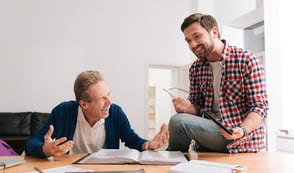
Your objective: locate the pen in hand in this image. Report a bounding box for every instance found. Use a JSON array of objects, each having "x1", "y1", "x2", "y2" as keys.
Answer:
[{"x1": 34, "y1": 167, "x2": 44, "y2": 173}]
